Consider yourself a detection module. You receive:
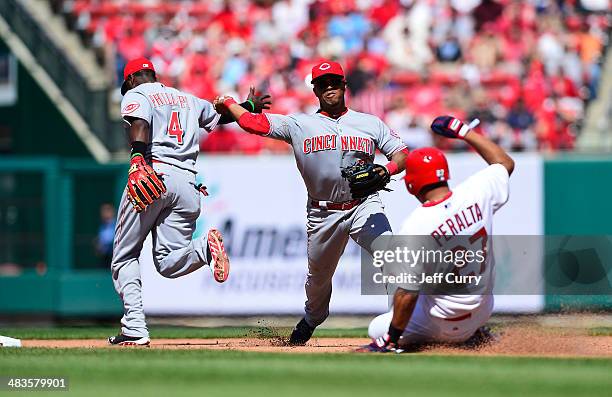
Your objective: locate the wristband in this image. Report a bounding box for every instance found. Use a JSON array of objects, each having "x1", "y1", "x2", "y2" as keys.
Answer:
[
  {"x1": 223, "y1": 97, "x2": 237, "y2": 107},
  {"x1": 385, "y1": 160, "x2": 399, "y2": 175},
  {"x1": 130, "y1": 141, "x2": 147, "y2": 159},
  {"x1": 246, "y1": 99, "x2": 255, "y2": 112},
  {"x1": 239, "y1": 100, "x2": 255, "y2": 112},
  {"x1": 387, "y1": 325, "x2": 403, "y2": 345}
]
